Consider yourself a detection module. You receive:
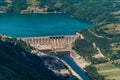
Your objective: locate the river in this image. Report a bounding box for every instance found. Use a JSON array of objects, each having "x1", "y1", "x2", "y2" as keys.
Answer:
[{"x1": 60, "y1": 56, "x2": 90, "y2": 80}]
